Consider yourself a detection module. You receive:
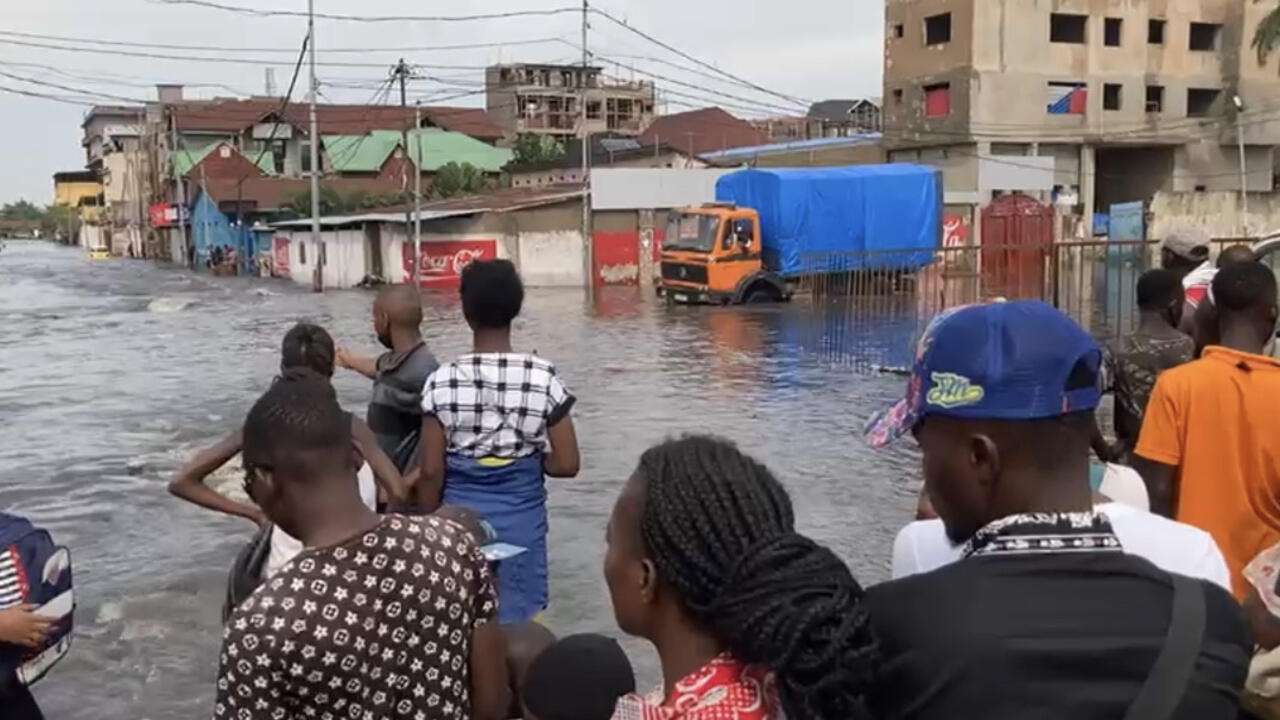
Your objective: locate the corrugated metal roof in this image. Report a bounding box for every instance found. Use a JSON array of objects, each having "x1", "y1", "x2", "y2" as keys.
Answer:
[
  {"x1": 170, "y1": 99, "x2": 505, "y2": 142},
  {"x1": 406, "y1": 129, "x2": 513, "y2": 173},
  {"x1": 323, "y1": 133, "x2": 400, "y2": 173},
  {"x1": 269, "y1": 208, "x2": 482, "y2": 228},
  {"x1": 172, "y1": 143, "x2": 218, "y2": 177},
  {"x1": 172, "y1": 142, "x2": 275, "y2": 178},
  {"x1": 269, "y1": 185, "x2": 582, "y2": 227},
  {"x1": 638, "y1": 108, "x2": 767, "y2": 157},
  {"x1": 698, "y1": 134, "x2": 882, "y2": 161}
]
